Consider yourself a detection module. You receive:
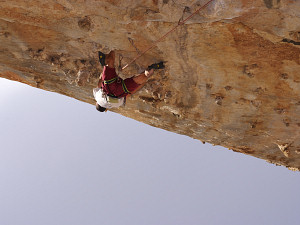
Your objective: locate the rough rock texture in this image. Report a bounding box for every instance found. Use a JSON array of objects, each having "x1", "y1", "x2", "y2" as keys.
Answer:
[{"x1": 1, "y1": 0, "x2": 300, "y2": 170}]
